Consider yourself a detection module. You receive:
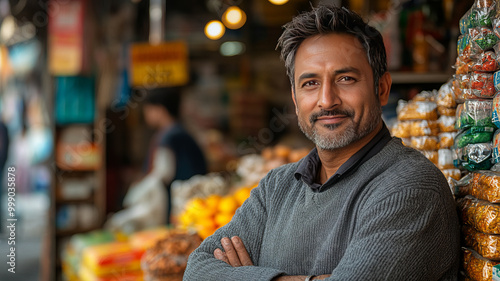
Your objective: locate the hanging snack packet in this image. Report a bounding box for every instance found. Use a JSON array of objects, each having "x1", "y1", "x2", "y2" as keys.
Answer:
[
  {"x1": 436, "y1": 80, "x2": 457, "y2": 108},
  {"x1": 462, "y1": 247, "x2": 500, "y2": 281},
  {"x1": 472, "y1": 71, "x2": 496, "y2": 98},
  {"x1": 456, "y1": 99, "x2": 496, "y2": 129},
  {"x1": 439, "y1": 132, "x2": 458, "y2": 149},
  {"x1": 457, "y1": 195, "x2": 500, "y2": 234},
  {"x1": 410, "y1": 120, "x2": 439, "y2": 137},
  {"x1": 493, "y1": 129, "x2": 500, "y2": 163},
  {"x1": 493, "y1": 94, "x2": 500, "y2": 128},
  {"x1": 410, "y1": 136, "x2": 439, "y2": 150},
  {"x1": 391, "y1": 121, "x2": 411, "y2": 139},
  {"x1": 473, "y1": 51, "x2": 499, "y2": 72},
  {"x1": 471, "y1": 27, "x2": 499, "y2": 54},
  {"x1": 396, "y1": 100, "x2": 438, "y2": 121},
  {"x1": 455, "y1": 127, "x2": 495, "y2": 148},
  {"x1": 454, "y1": 142, "x2": 493, "y2": 171},
  {"x1": 463, "y1": 225, "x2": 500, "y2": 261},
  {"x1": 438, "y1": 148, "x2": 455, "y2": 169}
]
